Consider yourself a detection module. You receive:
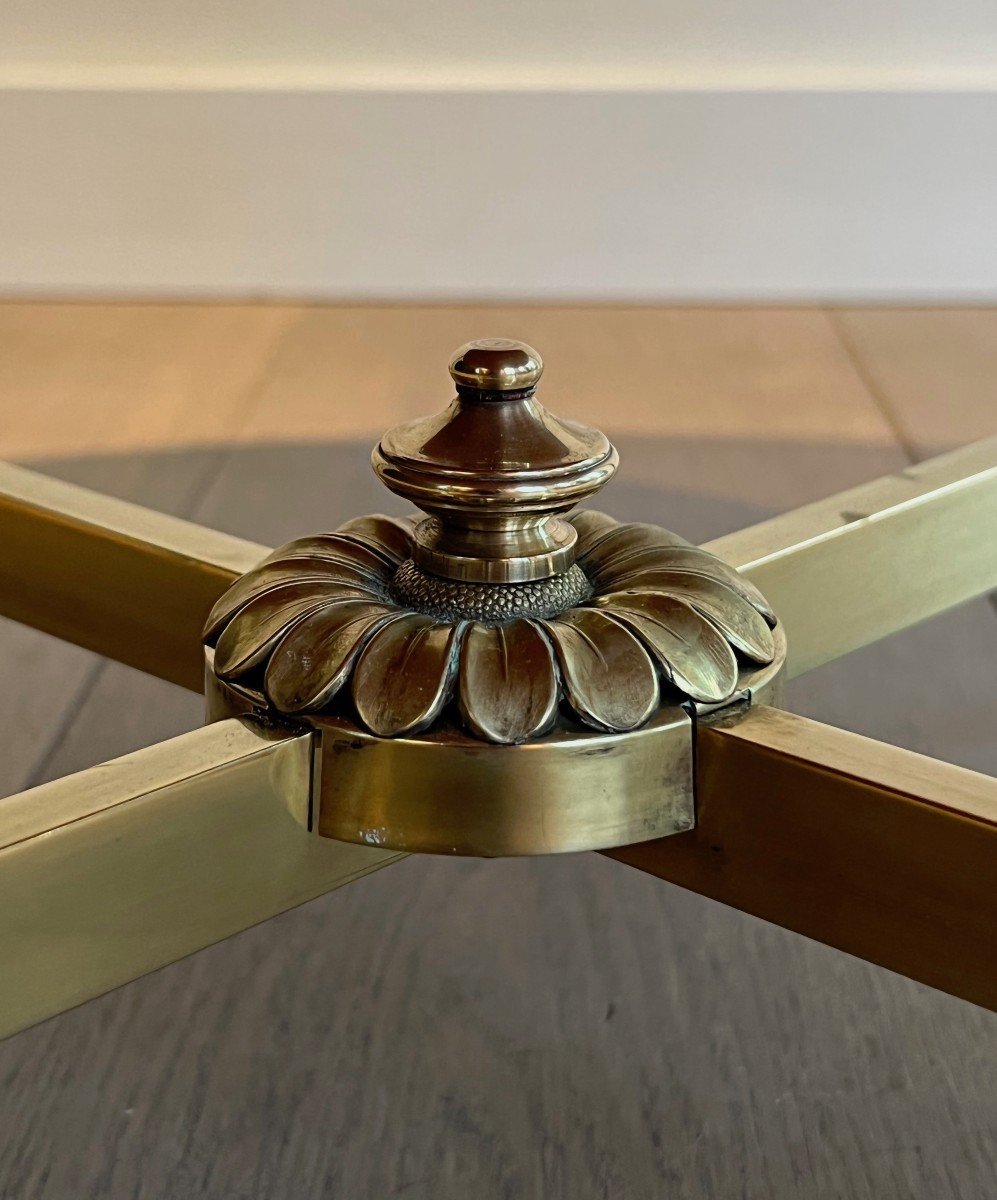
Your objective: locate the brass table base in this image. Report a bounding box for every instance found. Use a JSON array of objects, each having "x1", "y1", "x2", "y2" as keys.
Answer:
[{"x1": 0, "y1": 338, "x2": 994, "y2": 1034}]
